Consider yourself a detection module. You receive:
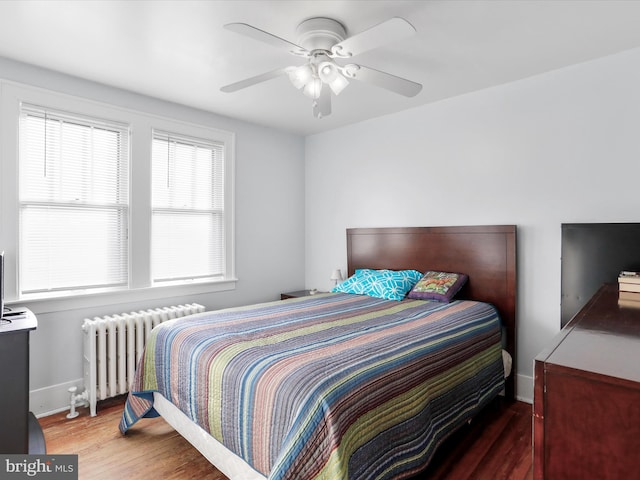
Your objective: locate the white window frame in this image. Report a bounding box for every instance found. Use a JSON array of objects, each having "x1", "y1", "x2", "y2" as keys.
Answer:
[
  {"x1": 19, "y1": 103, "x2": 131, "y2": 296},
  {"x1": 151, "y1": 130, "x2": 227, "y2": 286},
  {"x1": 0, "y1": 81, "x2": 236, "y2": 314}
]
